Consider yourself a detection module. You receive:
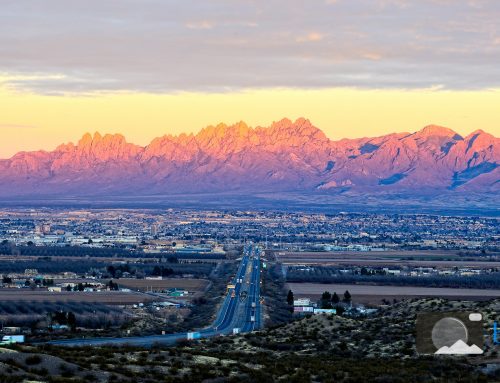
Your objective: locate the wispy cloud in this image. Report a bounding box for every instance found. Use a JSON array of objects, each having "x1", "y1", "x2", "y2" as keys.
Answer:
[
  {"x1": 0, "y1": 123, "x2": 38, "y2": 129},
  {"x1": 0, "y1": 0, "x2": 498, "y2": 93},
  {"x1": 185, "y1": 20, "x2": 215, "y2": 30},
  {"x1": 296, "y1": 32, "x2": 324, "y2": 43},
  {"x1": 362, "y1": 52, "x2": 383, "y2": 61}
]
